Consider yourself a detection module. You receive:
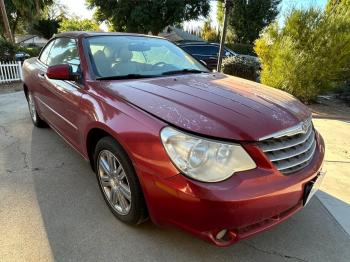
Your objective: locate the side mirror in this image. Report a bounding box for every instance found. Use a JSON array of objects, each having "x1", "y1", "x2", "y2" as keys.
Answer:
[{"x1": 46, "y1": 64, "x2": 75, "y2": 81}]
